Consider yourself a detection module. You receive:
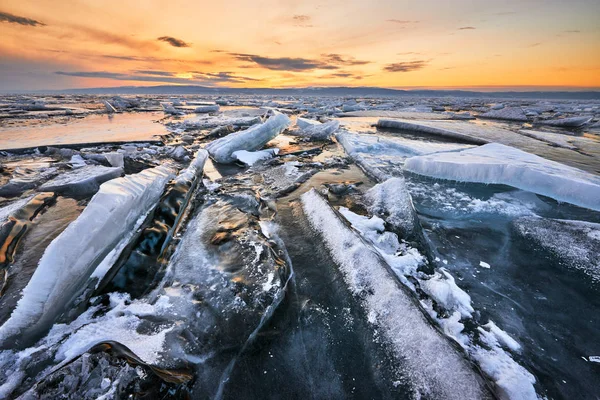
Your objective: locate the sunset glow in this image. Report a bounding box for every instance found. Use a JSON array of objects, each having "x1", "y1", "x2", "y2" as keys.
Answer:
[{"x1": 1, "y1": 0, "x2": 599, "y2": 91}]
